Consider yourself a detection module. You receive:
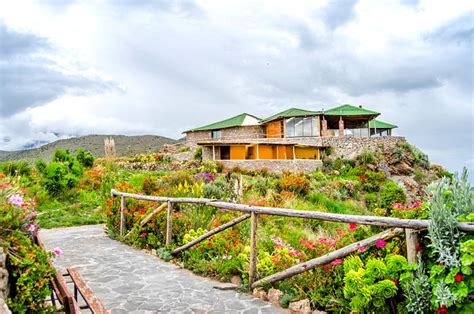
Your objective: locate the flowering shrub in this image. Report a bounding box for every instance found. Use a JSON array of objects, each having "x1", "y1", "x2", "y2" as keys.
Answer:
[
  {"x1": 0, "y1": 178, "x2": 56, "y2": 312},
  {"x1": 276, "y1": 173, "x2": 310, "y2": 196},
  {"x1": 391, "y1": 200, "x2": 428, "y2": 219},
  {"x1": 343, "y1": 254, "x2": 408, "y2": 312}
]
